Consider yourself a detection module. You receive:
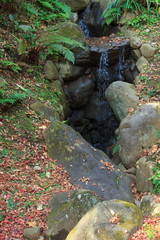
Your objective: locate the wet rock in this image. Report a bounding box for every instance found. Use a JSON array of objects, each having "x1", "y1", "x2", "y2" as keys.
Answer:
[
  {"x1": 118, "y1": 103, "x2": 160, "y2": 169},
  {"x1": 71, "y1": 110, "x2": 85, "y2": 126},
  {"x1": 66, "y1": 200, "x2": 143, "y2": 240},
  {"x1": 46, "y1": 189, "x2": 101, "y2": 240},
  {"x1": 59, "y1": 61, "x2": 85, "y2": 81},
  {"x1": 86, "y1": 37, "x2": 131, "y2": 66},
  {"x1": 122, "y1": 69, "x2": 134, "y2": 83},
  {"x1": 82, "y1": 2, "x2": 104, "y2": 37},
  {"x1": 64, "y1": 76, "x2": 94, "y2": 108},
  {"x1": 44, "y1": 121, "x2": 133, "y2": 202},
  {"x1": 84, "y1": 91, "x2": 99, "y2": 120}
]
